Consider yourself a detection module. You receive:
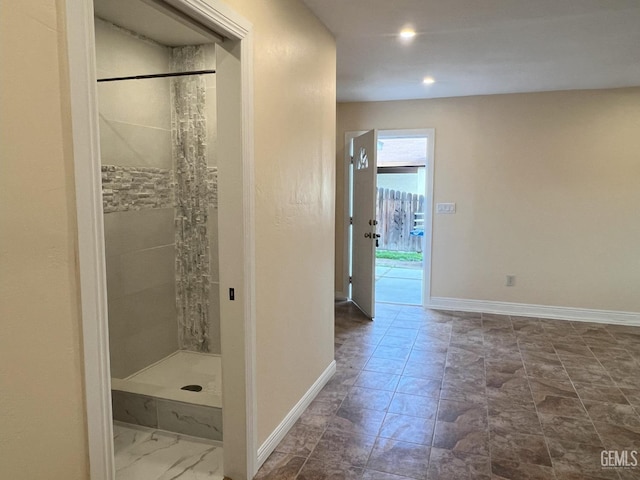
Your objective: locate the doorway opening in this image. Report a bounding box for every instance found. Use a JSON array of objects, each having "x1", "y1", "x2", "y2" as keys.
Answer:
[
  {"x1": 375, "y1": 135, "x2": 427, "y2": 305},
  {"x1": 345, "y1": 129, "x2": 434, "y2": 316},
  {"x1": 66, "y1": 0, "x2": 256, "y2": 478}
]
